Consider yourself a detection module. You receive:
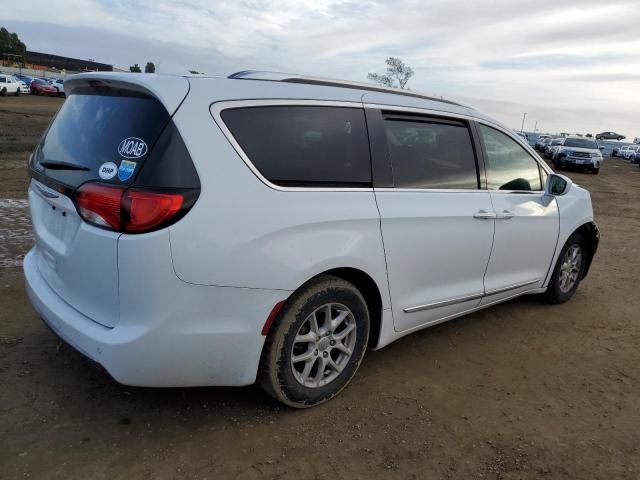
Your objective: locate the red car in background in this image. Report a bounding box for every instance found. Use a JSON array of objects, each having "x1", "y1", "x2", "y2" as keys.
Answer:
[{"x1": 30, "y1": 79, "x2": 57, "y2": 96}]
